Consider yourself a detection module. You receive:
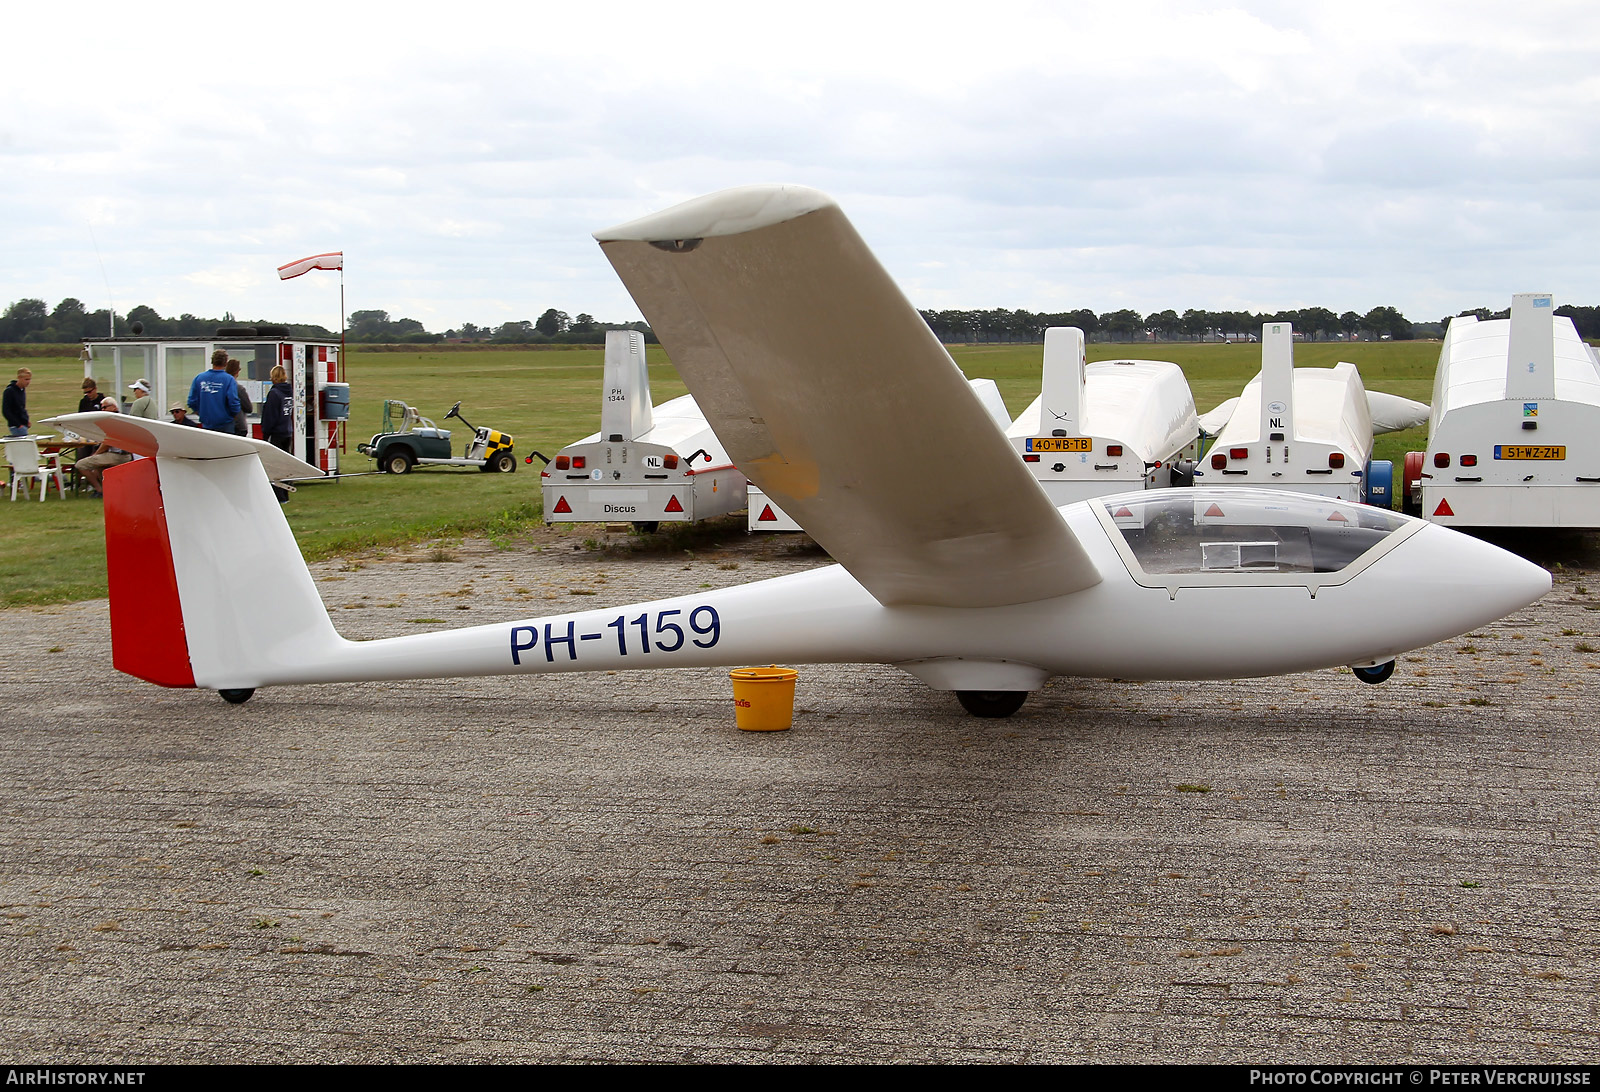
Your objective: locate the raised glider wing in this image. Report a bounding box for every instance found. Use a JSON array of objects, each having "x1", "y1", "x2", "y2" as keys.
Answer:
[
  {"x1": 596, "y1": 186, "x2": 1098, "y2": 608},
  {"x1": 53, "y1": 185, "x2": 1551, "y2": 717}
]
